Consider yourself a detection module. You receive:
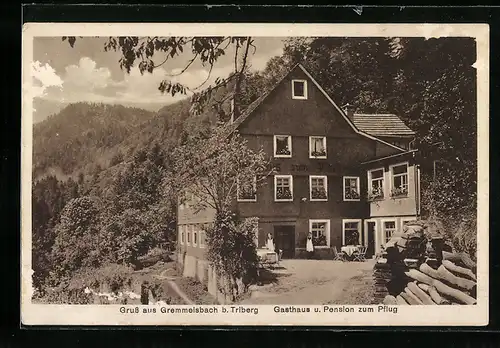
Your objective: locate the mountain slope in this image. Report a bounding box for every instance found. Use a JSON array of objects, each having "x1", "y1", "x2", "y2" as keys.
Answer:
[{"x1": 33, "y1": 102, "x2": 157, "y2": 180}]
